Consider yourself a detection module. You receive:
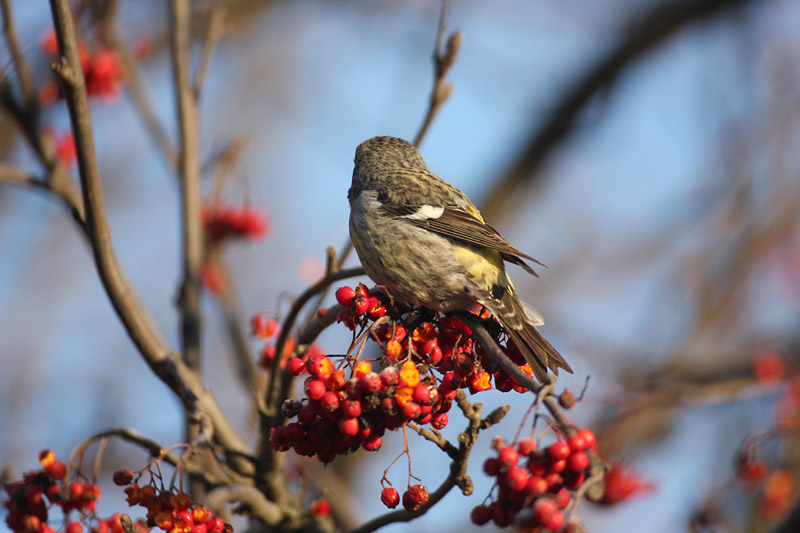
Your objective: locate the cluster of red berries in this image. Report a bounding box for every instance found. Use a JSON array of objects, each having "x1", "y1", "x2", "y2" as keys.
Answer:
[
  {"x1": 202, "y1": 204, "x2": 269, "y2": 243},
  {"x1": 334, "y1": 284, "x2": 537, "y2": 395},
  {"x1": 4, "y1": 450, "x2": 101, "y2": 533},
  {"x1": 270, "y1": 355, "x2": 453, "y2": 463},
  {"x1": 39, "y1": 31, "x2": 126, "y2": 105},
  {"x1": 470, "y1": 430, "x2": 597, "y2": 531},
  {"x1": 379, "y1": 484, "x2": 429, "y2": 512},
  {"x1": 114, "y1": 470, "x2": 231, "y2": 533},
  {"x1": 3, "y1": 450, "x2": 129, "y2": 533}
]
